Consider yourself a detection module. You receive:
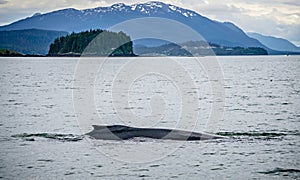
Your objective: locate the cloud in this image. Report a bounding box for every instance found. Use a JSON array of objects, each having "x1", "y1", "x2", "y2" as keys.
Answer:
[
  {"x1": 178, "y1": 0, "x2": 300, "y2": 45},
  {"x1": 0, "y1": 0, "x2": 7, "y2": 4},
  {"x1": 283, "y1": 1, "x2": 300, "y2": 7}
]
